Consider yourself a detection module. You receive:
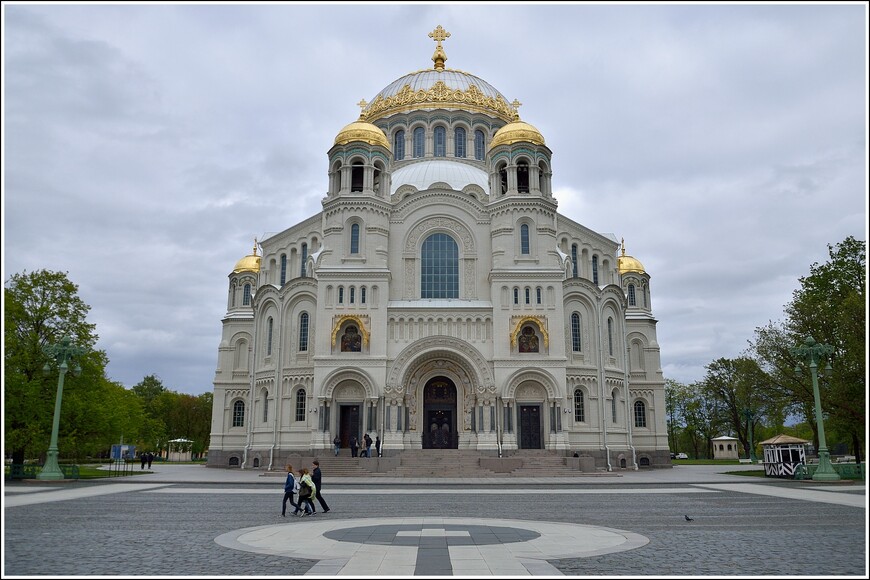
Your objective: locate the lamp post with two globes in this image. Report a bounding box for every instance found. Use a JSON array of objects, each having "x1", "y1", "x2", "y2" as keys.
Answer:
[
  {"x1": 38, "y1": 335, "x2": 86, "y2": 481},
  {"x1": 790, "y1": 335, "x2": 840, "y2": 481}
]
